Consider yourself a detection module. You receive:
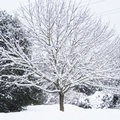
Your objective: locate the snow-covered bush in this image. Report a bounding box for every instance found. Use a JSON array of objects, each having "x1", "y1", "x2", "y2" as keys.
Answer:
[
  {"x1": 65, "y1": 90, "x2": 92, "y2": 108},
  {"x1": 88, "y1": 91, "x2": 113, "y2": 108},
  {"x1": 75, "y1": 91, "x2": 114, "y2": 109},
  {"x1": 0, "y1": 84, "x2": 45, "y2": 112}
]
